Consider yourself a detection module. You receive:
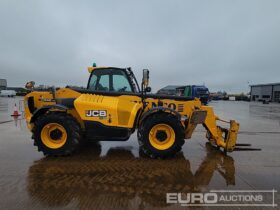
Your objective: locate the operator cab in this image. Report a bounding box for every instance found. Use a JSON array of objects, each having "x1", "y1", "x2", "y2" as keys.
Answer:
[{"x1": 87, "y1": 67, "x2": 140, "y2": 93}]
